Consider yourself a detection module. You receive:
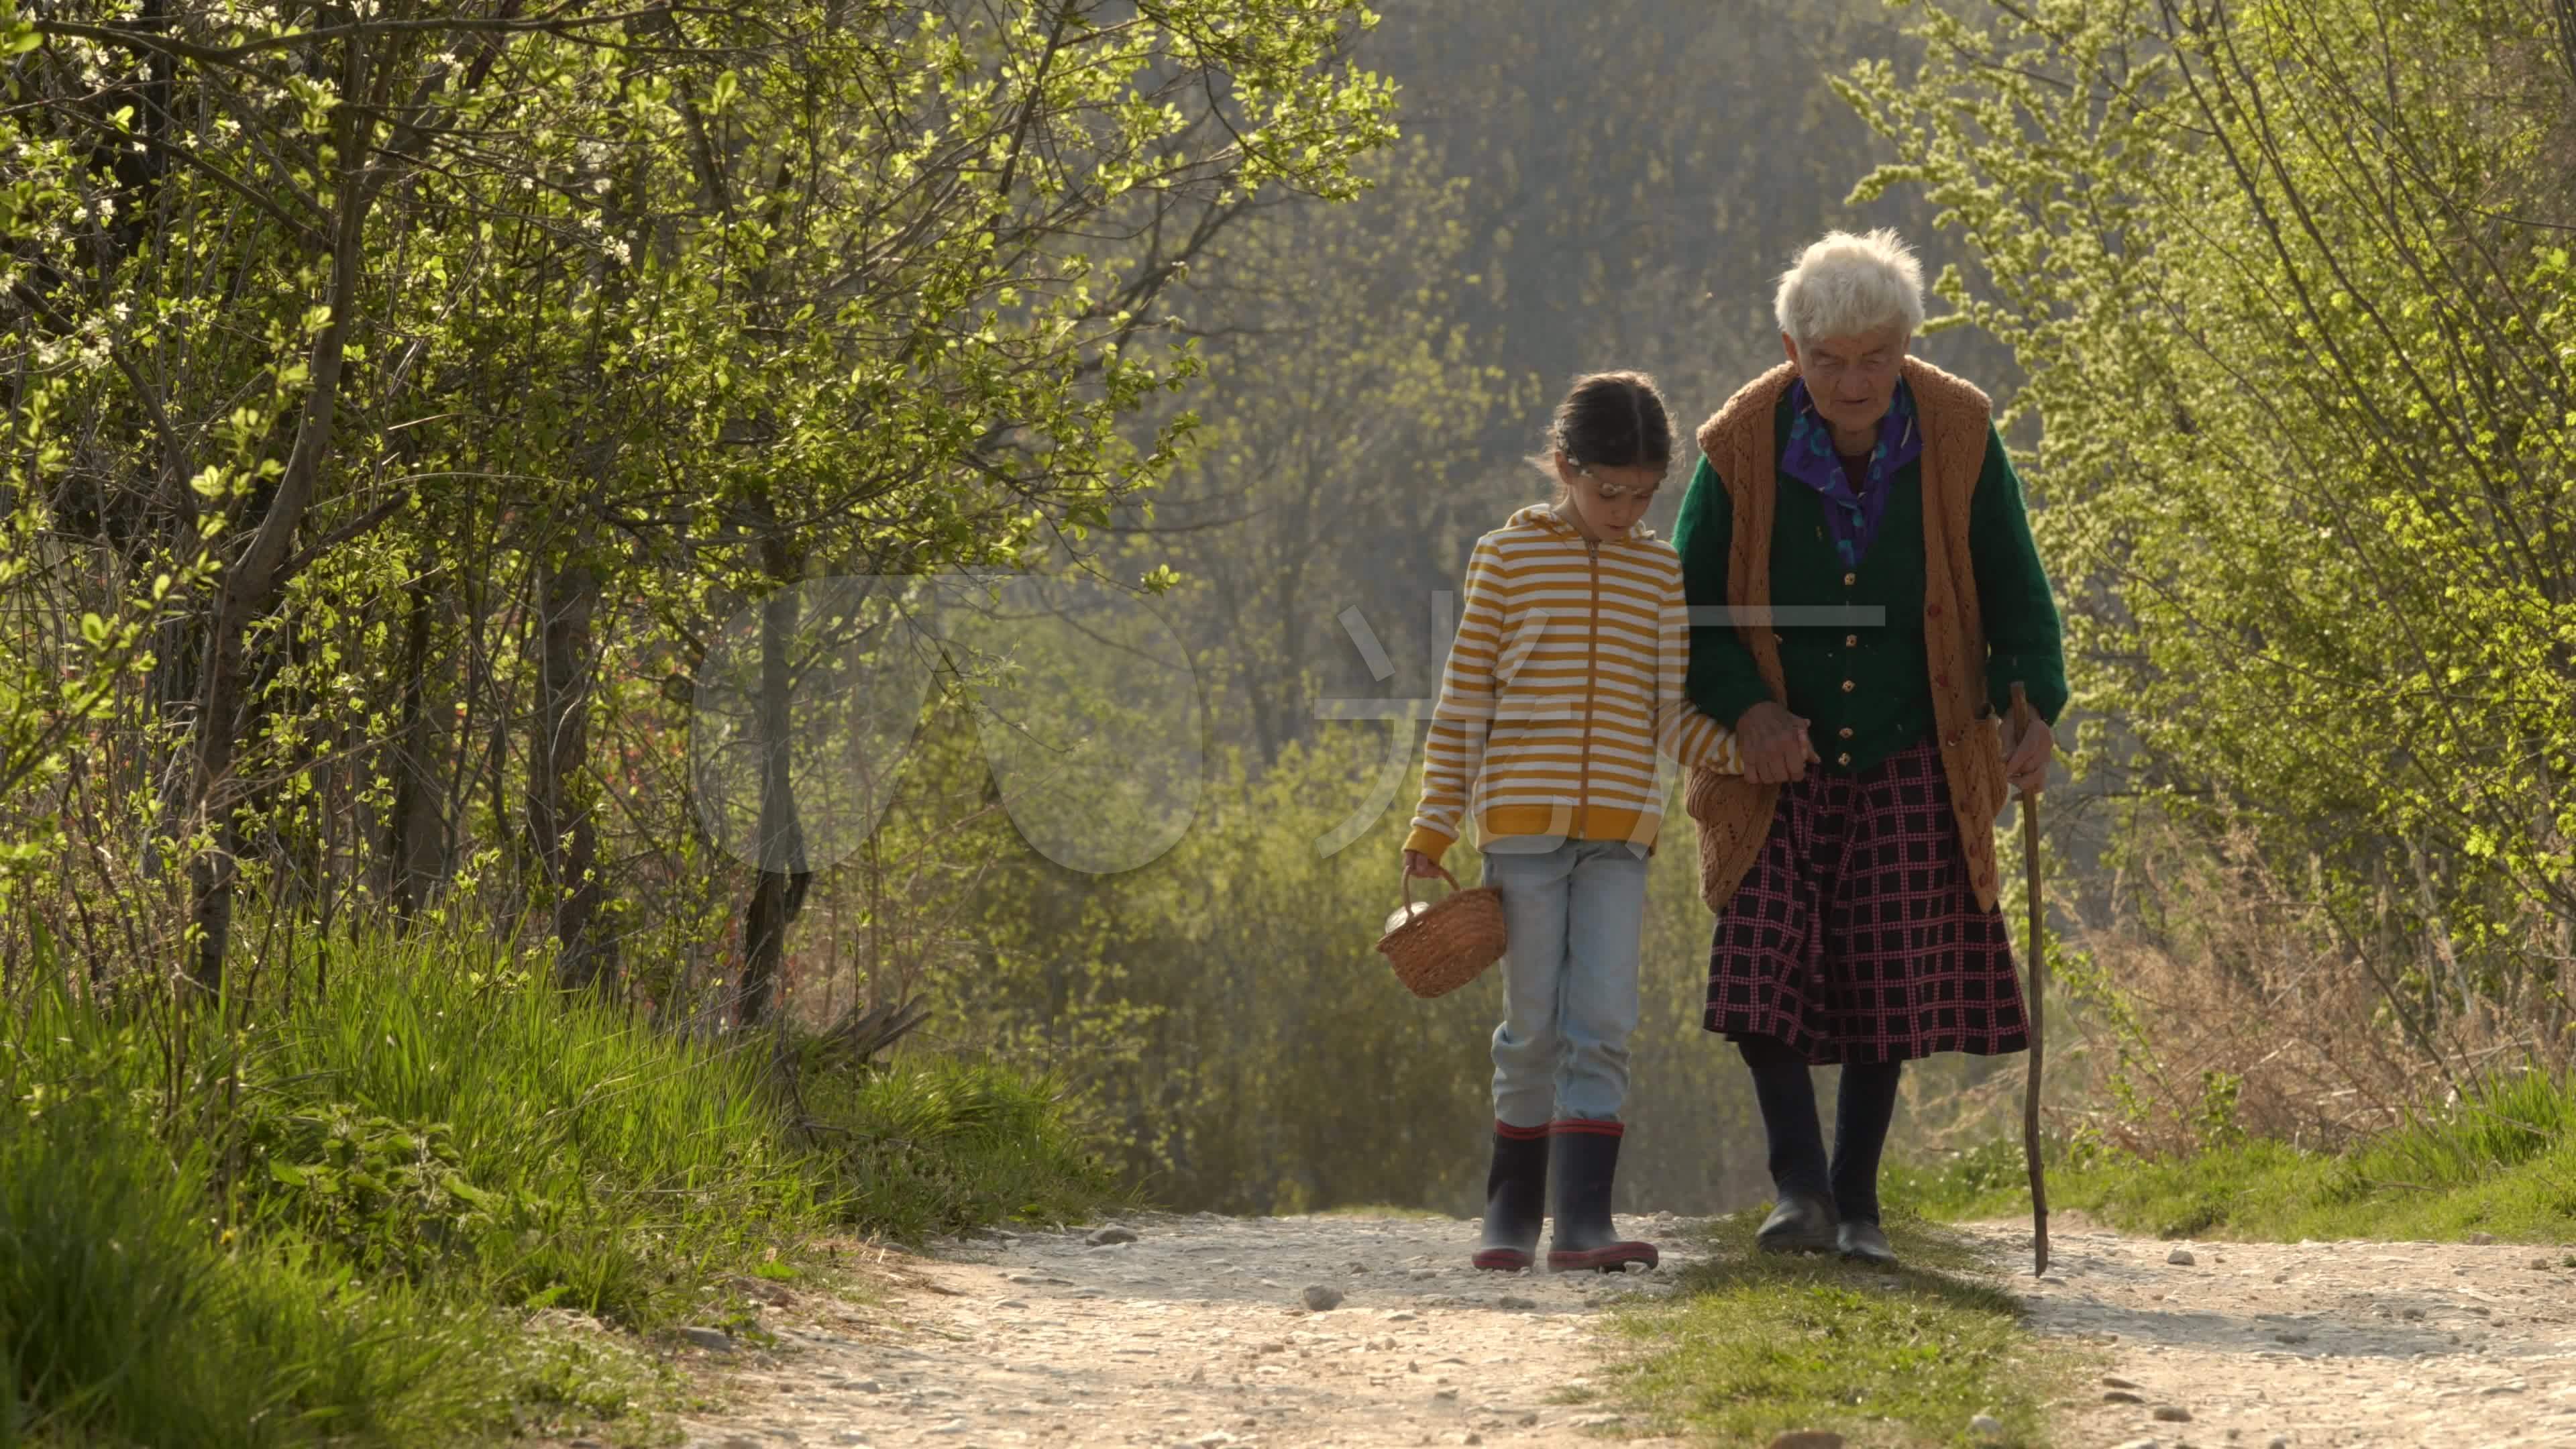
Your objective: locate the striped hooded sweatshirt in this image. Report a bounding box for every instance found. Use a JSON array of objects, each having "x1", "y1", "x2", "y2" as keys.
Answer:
[{"x1": 1405, "y1": 504, "x2": 1741, "y2": 864}]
